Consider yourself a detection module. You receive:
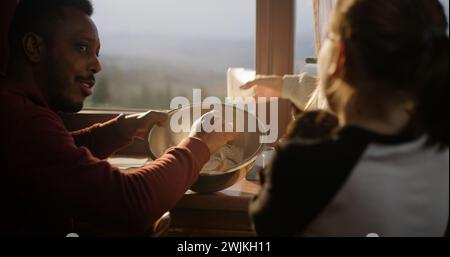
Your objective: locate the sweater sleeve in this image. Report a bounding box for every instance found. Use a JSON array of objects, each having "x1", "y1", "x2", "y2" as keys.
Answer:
[
  {"x1": 21, "y1": 112, "x2": 210, "y2": 235},
  {"x1": 281, "y1": 73, "x2": 318, "y2": 110},
  {"x1": 70, "y1": 115, "x2": 133, "y2": 160}
]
